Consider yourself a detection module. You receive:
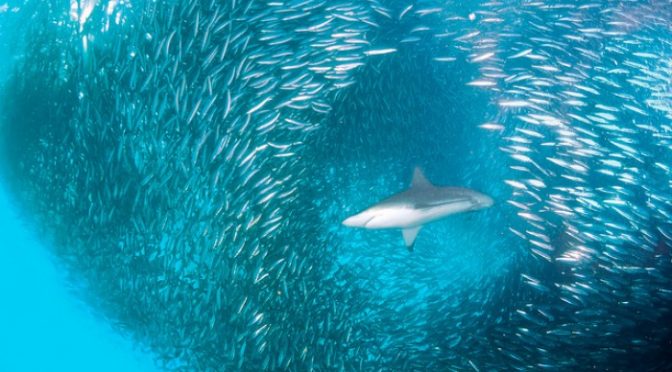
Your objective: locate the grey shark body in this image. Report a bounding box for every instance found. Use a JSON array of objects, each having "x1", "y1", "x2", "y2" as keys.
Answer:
[{"x1": 342, "y1": 168, "x2": 494, "y2": 250}]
